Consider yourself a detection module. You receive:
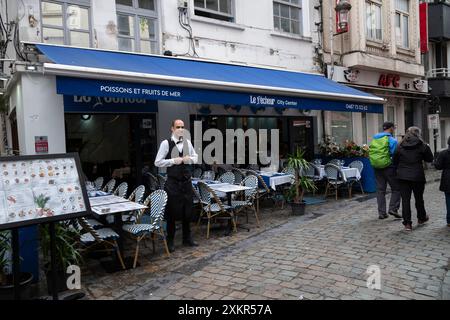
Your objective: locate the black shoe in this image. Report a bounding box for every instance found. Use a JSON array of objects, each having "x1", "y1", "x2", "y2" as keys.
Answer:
[
  {"x1": 388, "y1": 211, "x2": 402, "y2": 219},
  {"x1": 167, "y1": 241, "x2": 175, "y2": 253},
  {"x1": 378, "y1": 214, "x2": 388, "y2": 219},
  {"x1": 418, "y1": 215, "x2": 429, "y2": 225},
  {"x1": 182, "y1": 239, "x2": 199, "y2": 247}
]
